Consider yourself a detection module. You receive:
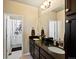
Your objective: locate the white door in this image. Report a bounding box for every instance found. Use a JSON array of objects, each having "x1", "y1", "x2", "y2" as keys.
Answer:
[
  {"x1": 4, "y1": 14, "x2": 12, "y2": 57},
  {"x1": 4, "y1": 14, "x2": 7, "y2": 59},
  {"x1": 7, "y1": 15, "x2": 12, "y2": 56}
]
